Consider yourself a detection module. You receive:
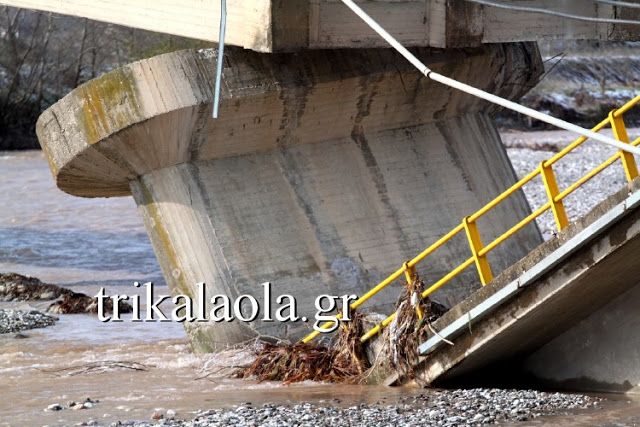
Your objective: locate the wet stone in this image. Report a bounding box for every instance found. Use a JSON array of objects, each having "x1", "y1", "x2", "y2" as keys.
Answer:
[{"x1": 98, "y1": 388, "x2": 601, "y2": 426}]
